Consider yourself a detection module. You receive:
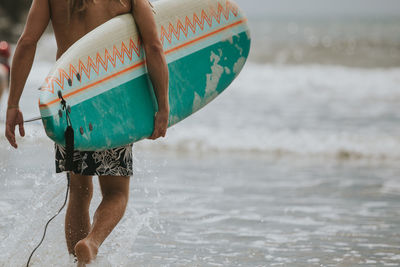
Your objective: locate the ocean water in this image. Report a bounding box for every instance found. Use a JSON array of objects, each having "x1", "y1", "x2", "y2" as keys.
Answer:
[{"x1": 1, "y1": 11, "x2": 400, "y2": 267}]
